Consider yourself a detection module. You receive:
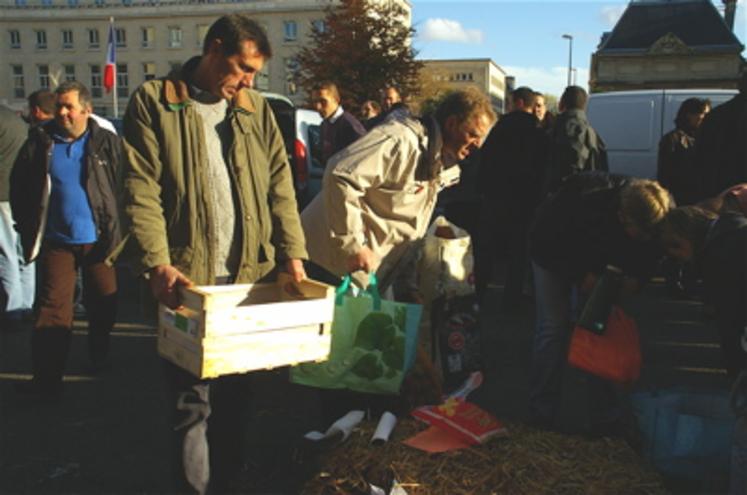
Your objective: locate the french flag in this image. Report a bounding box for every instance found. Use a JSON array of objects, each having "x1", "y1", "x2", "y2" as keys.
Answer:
[{"x1": 103, "y1": 20, "x2": 116, "y2": 93}]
